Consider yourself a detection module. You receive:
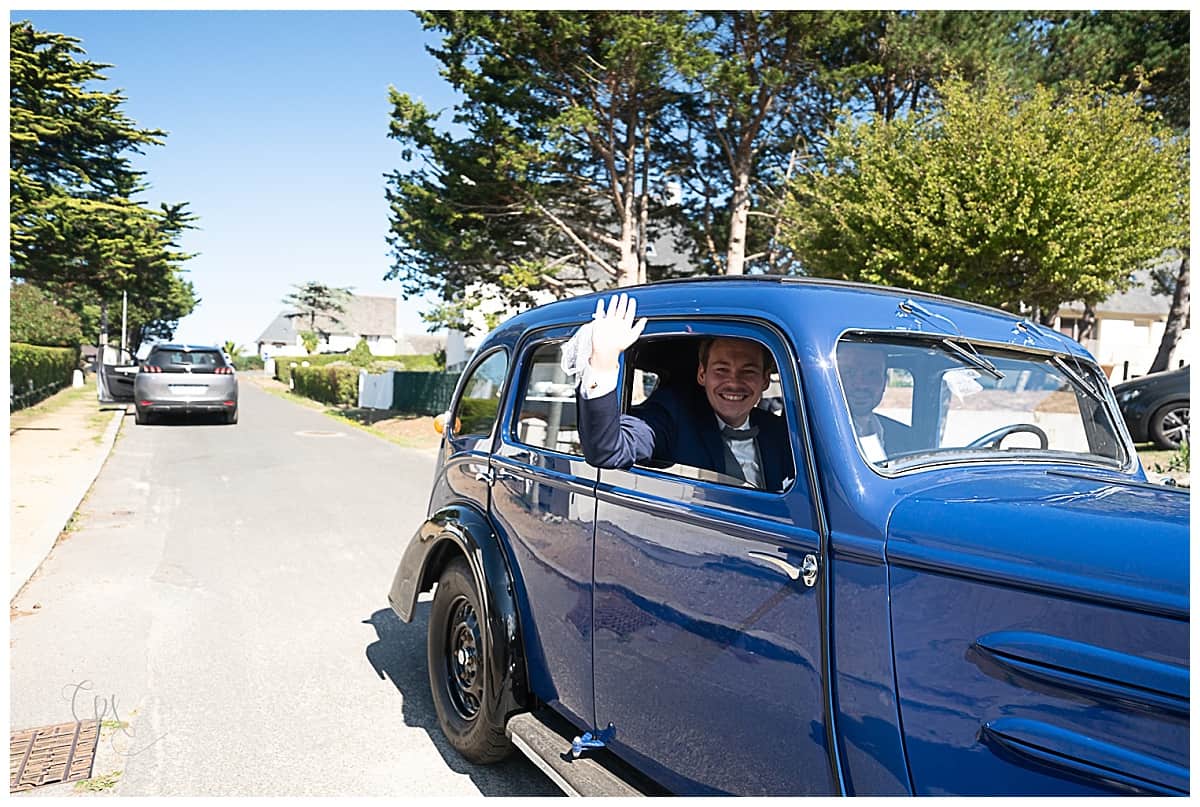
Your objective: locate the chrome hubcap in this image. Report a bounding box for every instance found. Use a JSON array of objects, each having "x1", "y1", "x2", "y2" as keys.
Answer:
[{"x1": 1161, "y1": 407, "x2": 1190, "y2": 447}]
